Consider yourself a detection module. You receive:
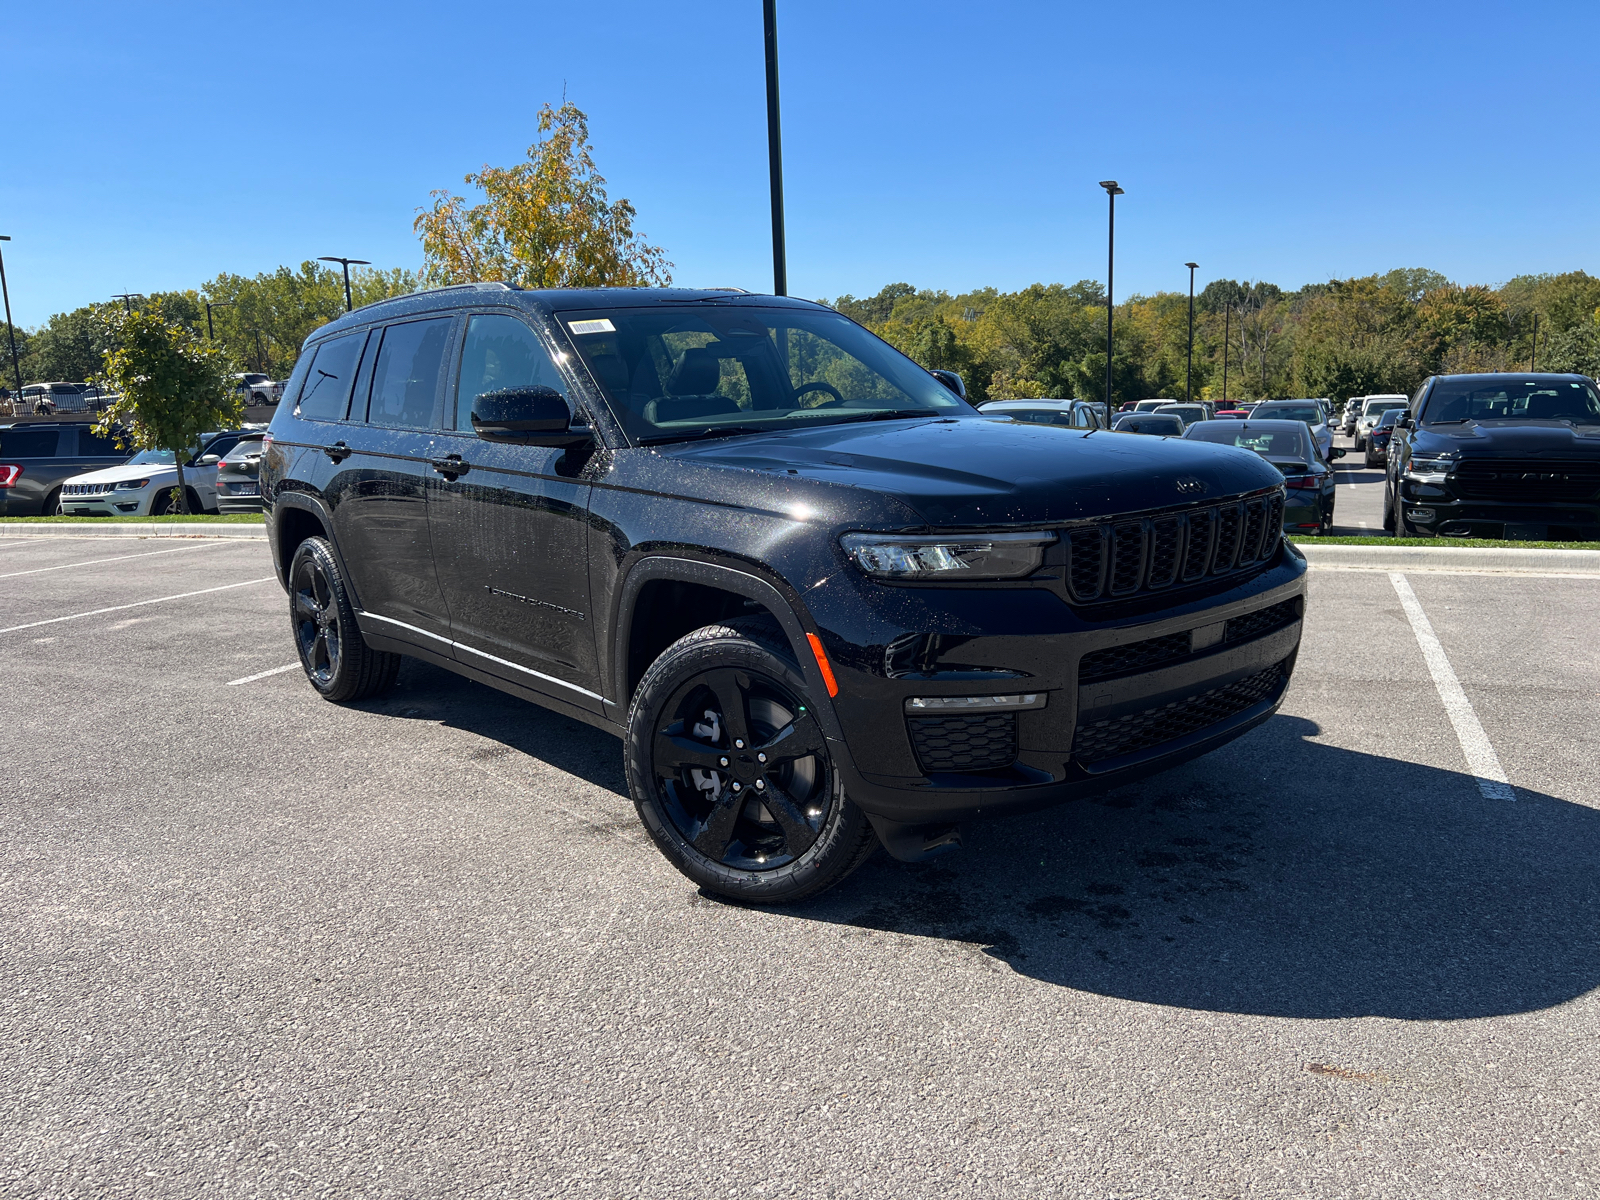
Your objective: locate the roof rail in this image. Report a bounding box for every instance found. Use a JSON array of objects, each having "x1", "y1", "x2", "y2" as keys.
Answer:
[{"x1": 350, "y1": 281, "x2": 519, "y2": 314}]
